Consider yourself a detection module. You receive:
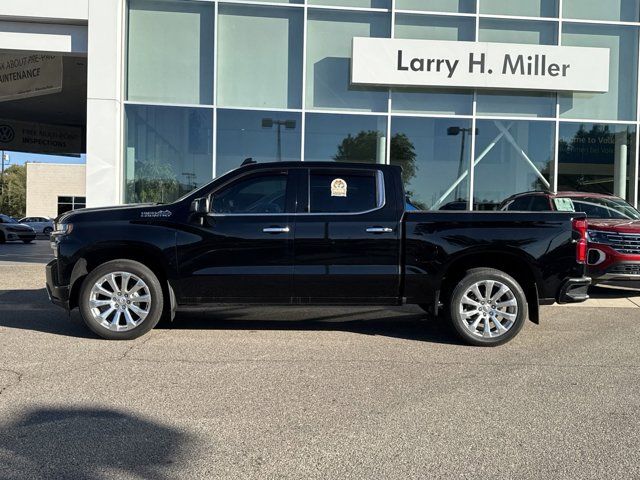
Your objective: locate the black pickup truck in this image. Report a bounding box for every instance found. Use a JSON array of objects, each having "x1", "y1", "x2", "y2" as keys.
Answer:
[{"x1": 46, "y1": 162, "x2": 590, "y2": 346}]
